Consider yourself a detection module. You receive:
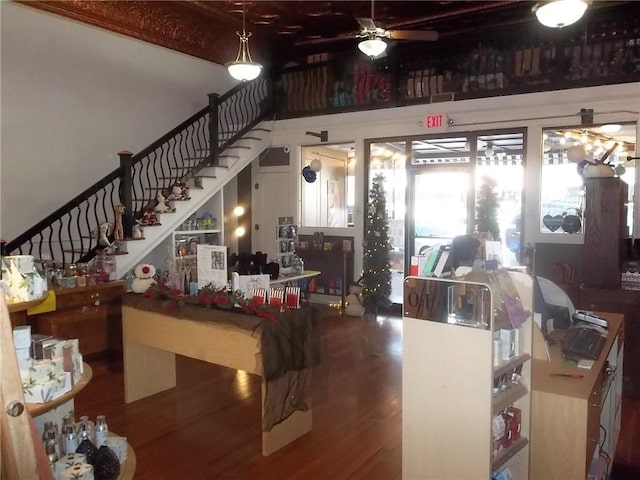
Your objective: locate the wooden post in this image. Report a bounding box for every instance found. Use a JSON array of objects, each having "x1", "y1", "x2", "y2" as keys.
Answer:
[
  {"x1": 1, "y1": 295, "x2": 53, "y2": 479},
  {"x1": 118, "y1": 150, "x2": 134, "y2": 239},
  {"x1": 207, "y1": 93, "x2": 220, "y2": 167}
]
